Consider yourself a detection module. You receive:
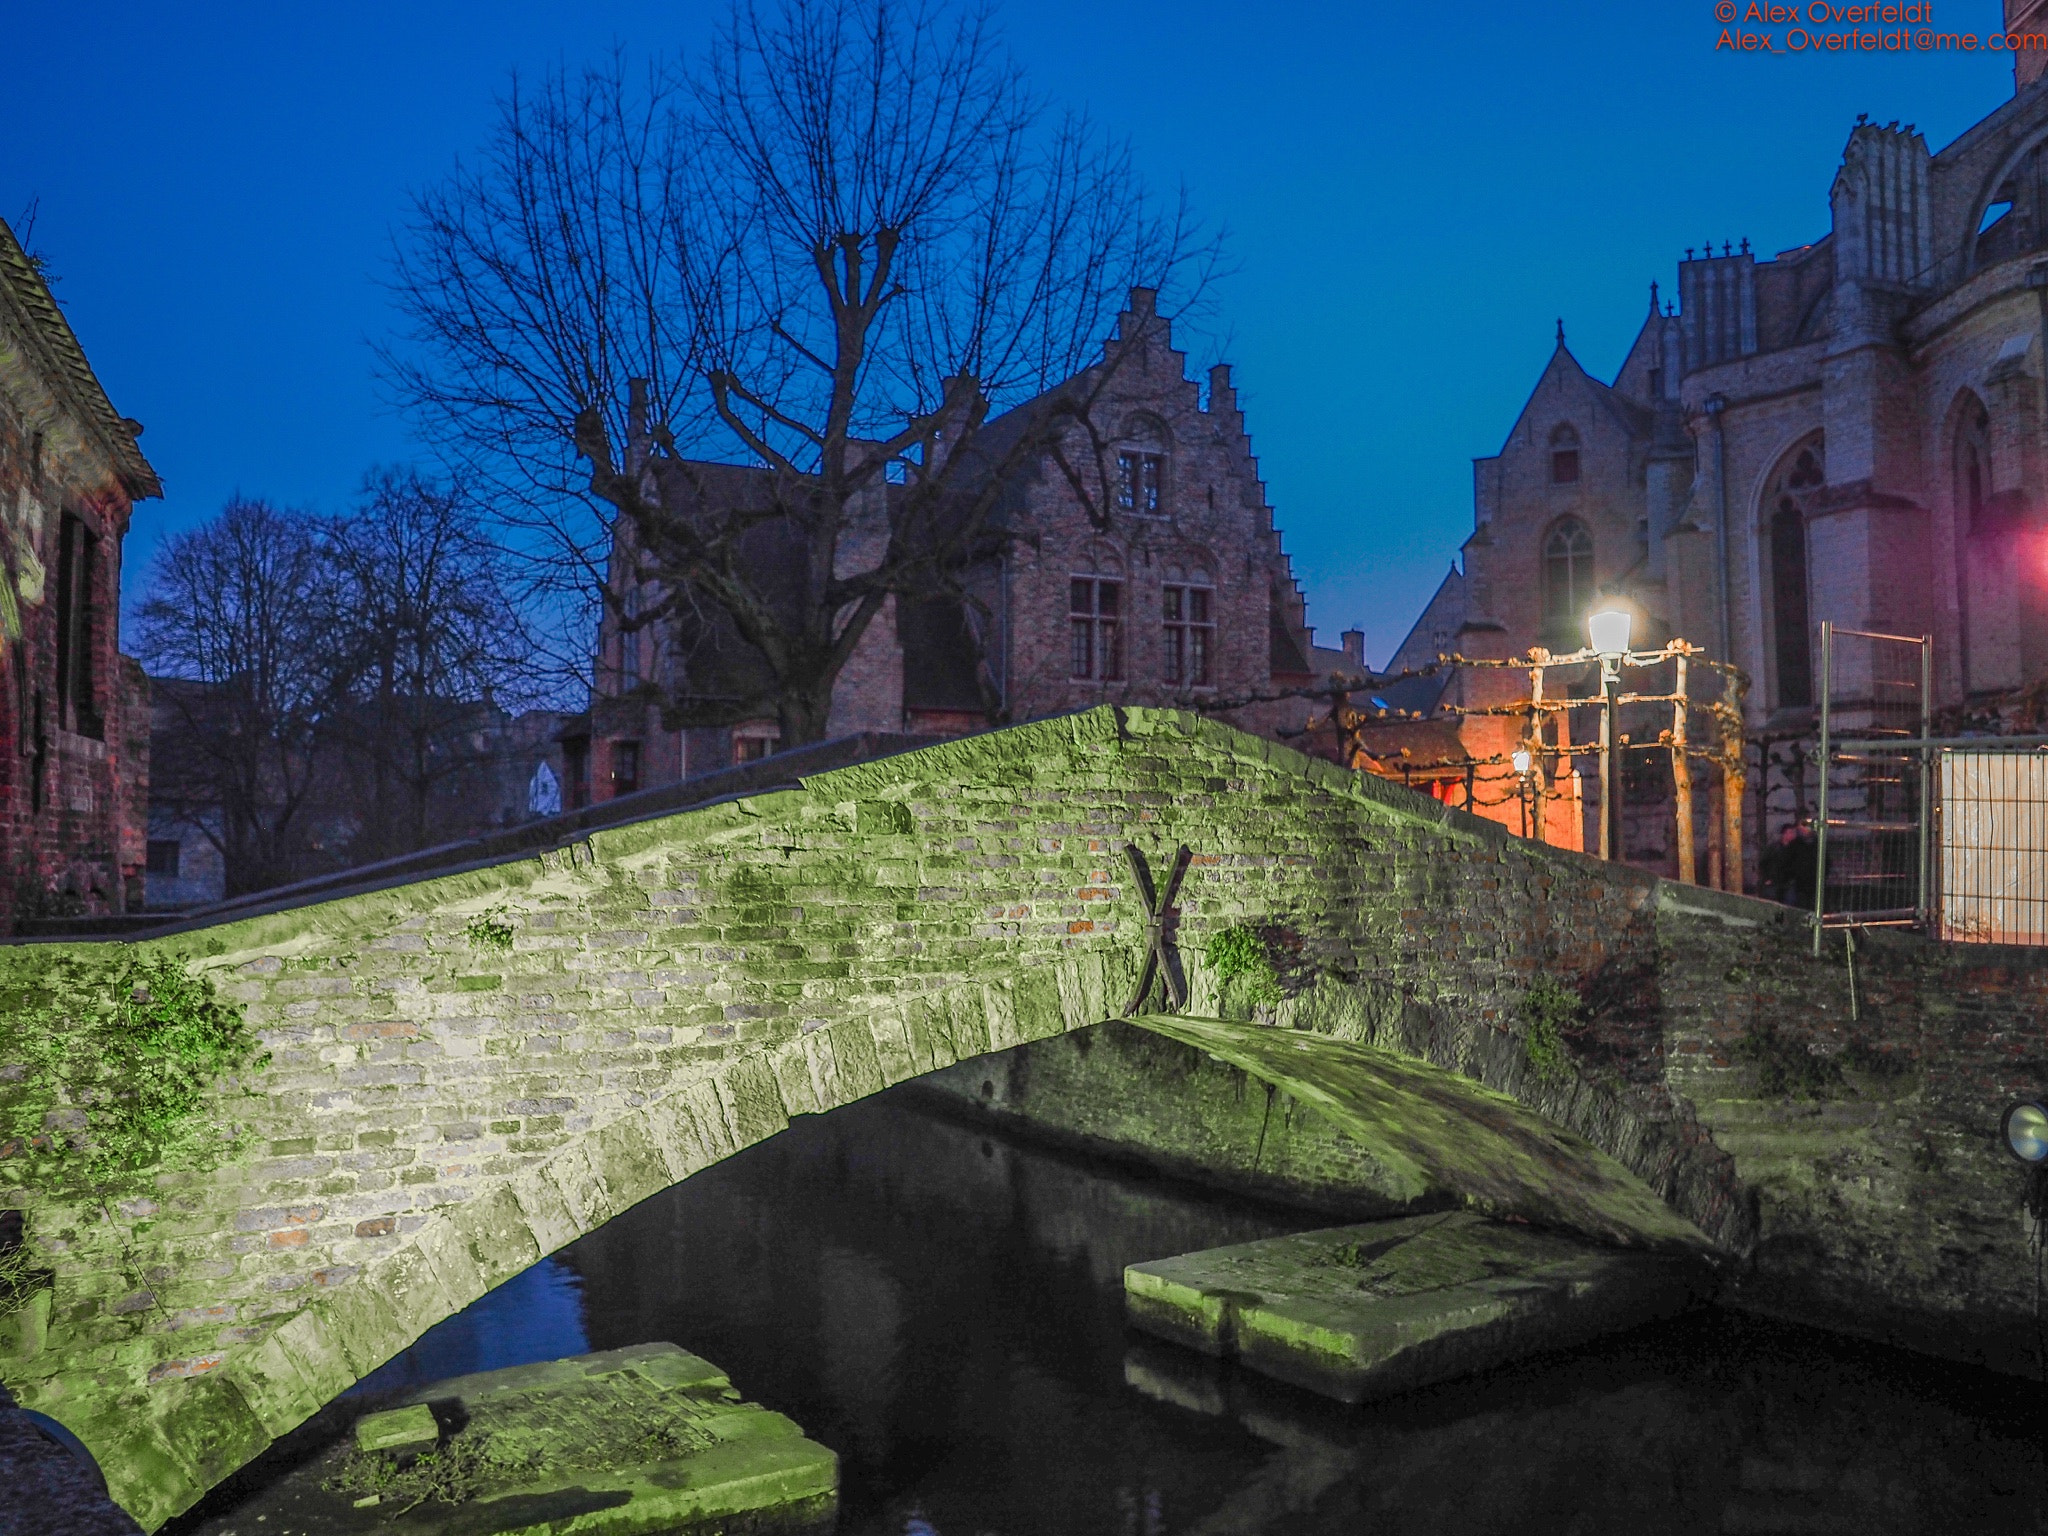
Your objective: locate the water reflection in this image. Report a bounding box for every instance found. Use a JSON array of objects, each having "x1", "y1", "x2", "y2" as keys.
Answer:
[
  {"x1": 559, "y1": 1089, "x2": 2048, "y2": 1534},
  {"x1": 183, "y1": 1086, "x2": 2048, "y2": 1534}
]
